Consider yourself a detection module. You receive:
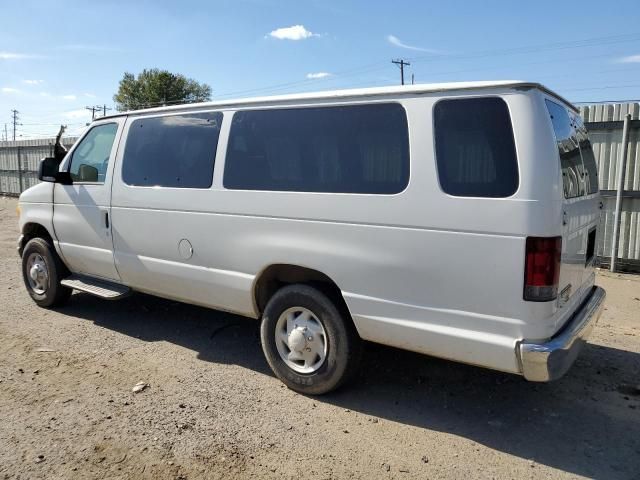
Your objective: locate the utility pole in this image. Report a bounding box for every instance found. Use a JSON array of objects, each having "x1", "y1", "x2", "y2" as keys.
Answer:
[
  {"x1": 87, "y1": 104, "x2": 112, "y2": 120},
  {"x1": 392, "y1": 59, "x2": 411, "y2": 85},
  {"x1": 2, "y1": 123, "x2": 7, "y2": 142},
  {"x1": 85, "y1": 105, "x2": 99, "y2": 121},
  {"x1": 11, "y1": 110, "x2": 20, "y2": 141},
  {"x1": 411, "y1": 73, "x2": 415, "y2": 85}
]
